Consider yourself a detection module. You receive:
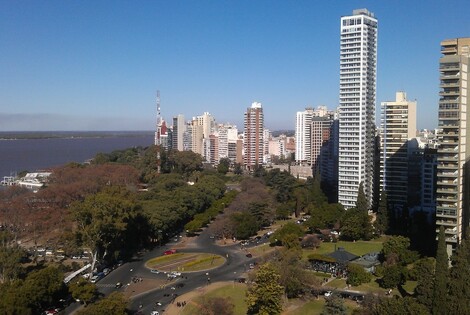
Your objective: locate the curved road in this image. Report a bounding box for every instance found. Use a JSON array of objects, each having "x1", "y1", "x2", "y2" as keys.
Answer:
[{"x1": 82, "y1": 228, "x2": 256, "y2": 315}]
